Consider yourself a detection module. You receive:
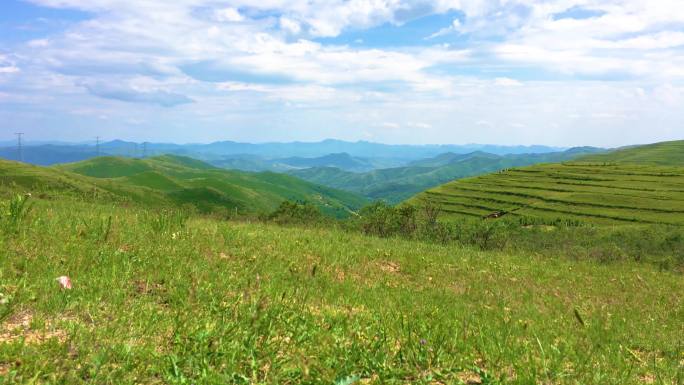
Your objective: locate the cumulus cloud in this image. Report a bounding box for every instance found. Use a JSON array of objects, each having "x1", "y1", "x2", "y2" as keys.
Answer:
[
  {"x1": 279, "y1": 17, "x2": 302, "y2": 35},
  {"x1": 3, "y1": 0, "x2": 684, "y2": 145},
  {"x1": 83, "y1": 82, "x2": 194, "y2": 107},
  {"x1": 213, "y1": 7, "x2": 243, "y2": 22}
]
